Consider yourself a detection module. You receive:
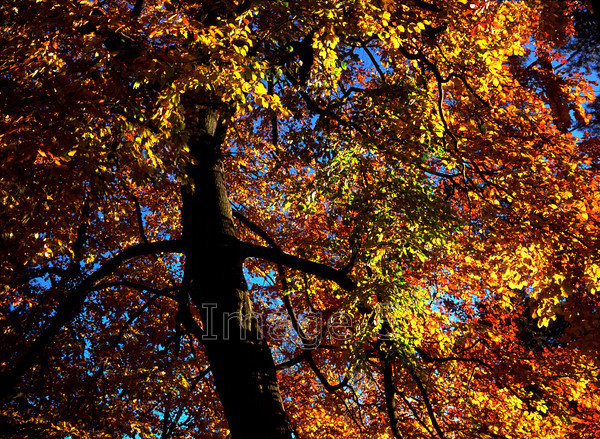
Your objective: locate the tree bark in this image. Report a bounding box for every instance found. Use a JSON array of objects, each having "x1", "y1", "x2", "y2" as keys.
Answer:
[{"x1": 181, "y1": 109, "x2": 291, "y2": 439}]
